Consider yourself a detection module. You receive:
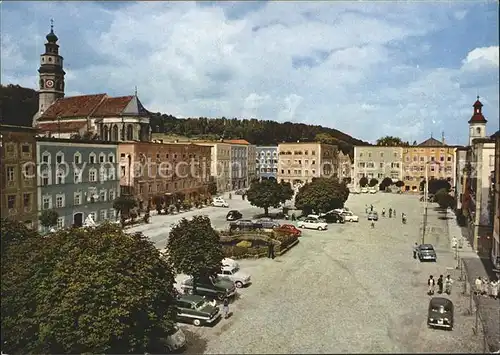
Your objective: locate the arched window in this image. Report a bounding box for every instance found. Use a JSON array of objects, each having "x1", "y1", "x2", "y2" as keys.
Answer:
[
  {"x1": 126, "y1": 124, "x2": 134, "y2": 141},
  {"x1": 103, "y1": 125, "x2": 109, "y2": 141},
  {"x1": 476, "y1": 127, "x2": 481, "y2": 134},
  {"x1": 73, "y1": 152, "x2": 82, "y2": 164},
  {"x1": 112, "y1": 125, "x2": 119, "y2": 141}
]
